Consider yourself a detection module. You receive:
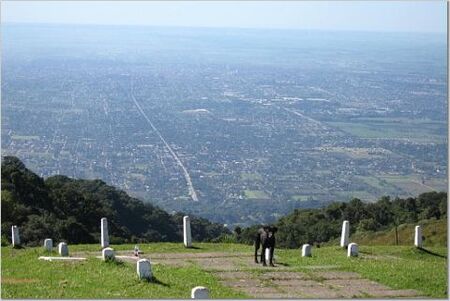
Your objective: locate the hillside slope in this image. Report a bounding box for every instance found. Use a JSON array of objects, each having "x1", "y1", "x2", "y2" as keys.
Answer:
[
  {"x1": 349, "y1": 218, "x2": 447, "y2": 246},
  {"x1": 1, "y1": 156, "x2": 230, "y2": 246}
]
